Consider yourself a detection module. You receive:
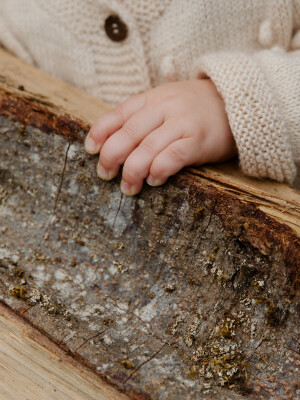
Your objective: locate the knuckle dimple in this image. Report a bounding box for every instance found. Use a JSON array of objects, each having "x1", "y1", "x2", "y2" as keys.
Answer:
[
  {"x1": 167, "y1": 144, "x2": 186, "y2": 164},
  {"x1": 89, "y1": 121, "x2": 102, "y2": 138},
  {"x1": 99, "y1": 151, "x2": 111, "y2": 167},
  {"x1": 115, "y1": 104, "x2": 126, "y2": 124},
  {"x1": 150, "y1": 159, "x2": 166, "y2": 178},
  {"x1": 123, "y1": 163, "x2": 138, "y2": 183},
  {"x1": 100, "y1": 143, "x2": 118, "y2": 166},
  {"x1": 139, "y1": 138, "x2": 155, "y2": 154},
  {"x1": 122, "y1": 122, "x2": 138, "y2": 142}
]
